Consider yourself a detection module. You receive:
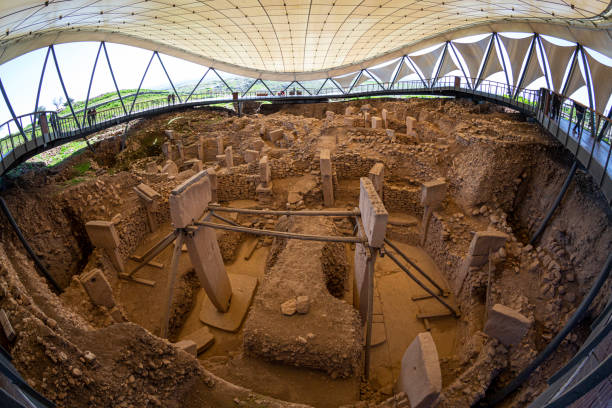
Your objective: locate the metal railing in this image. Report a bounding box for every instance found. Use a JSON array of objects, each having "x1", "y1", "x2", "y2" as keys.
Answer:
[{"x1": 0, "y1": 78, "x2": 610, "y2": 204}]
